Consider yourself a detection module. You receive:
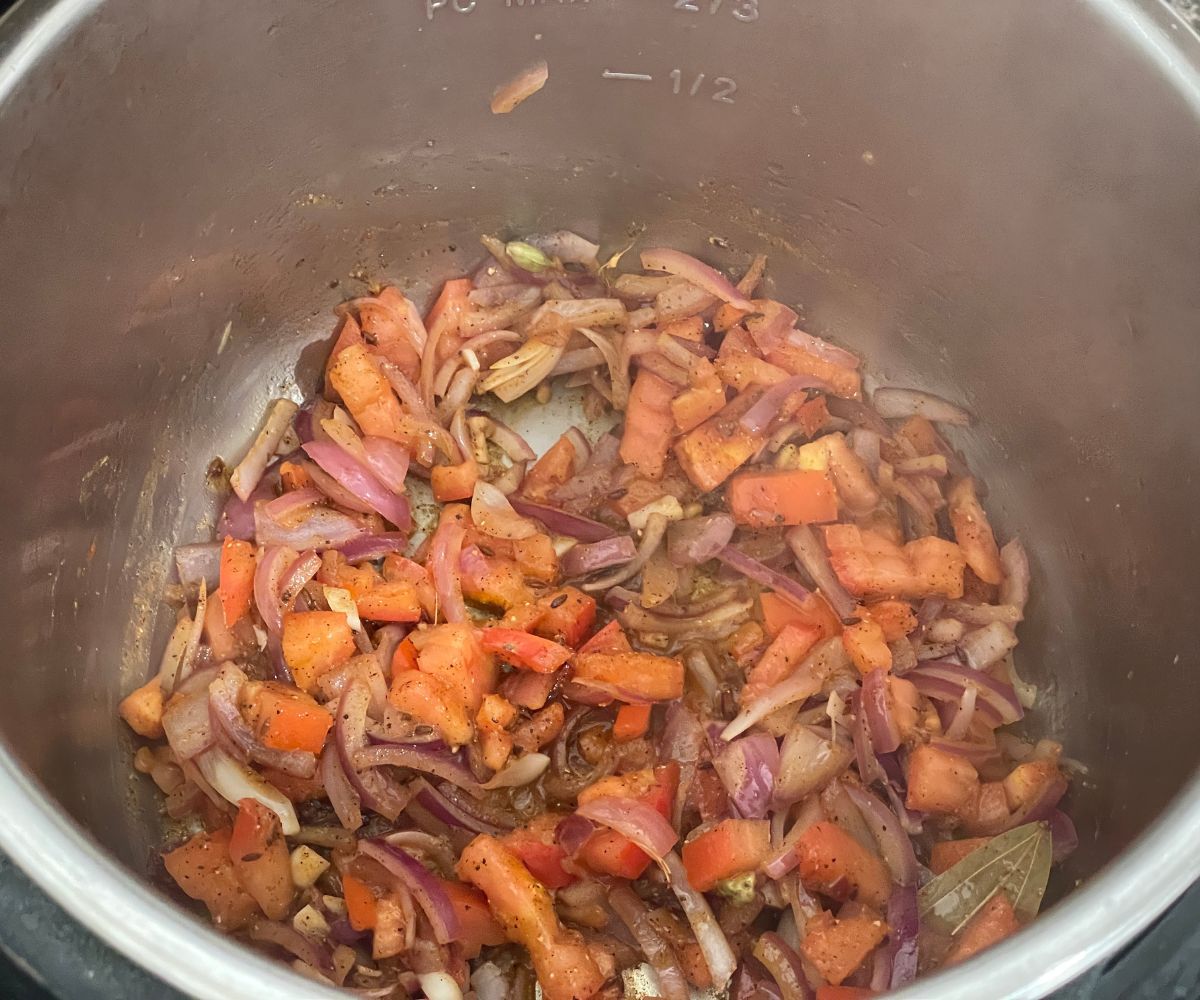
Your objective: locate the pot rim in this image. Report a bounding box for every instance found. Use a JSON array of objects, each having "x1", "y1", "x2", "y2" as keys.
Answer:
[{"x1": 0, "y1": 0, "x2": 1198, "y2": 997}]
